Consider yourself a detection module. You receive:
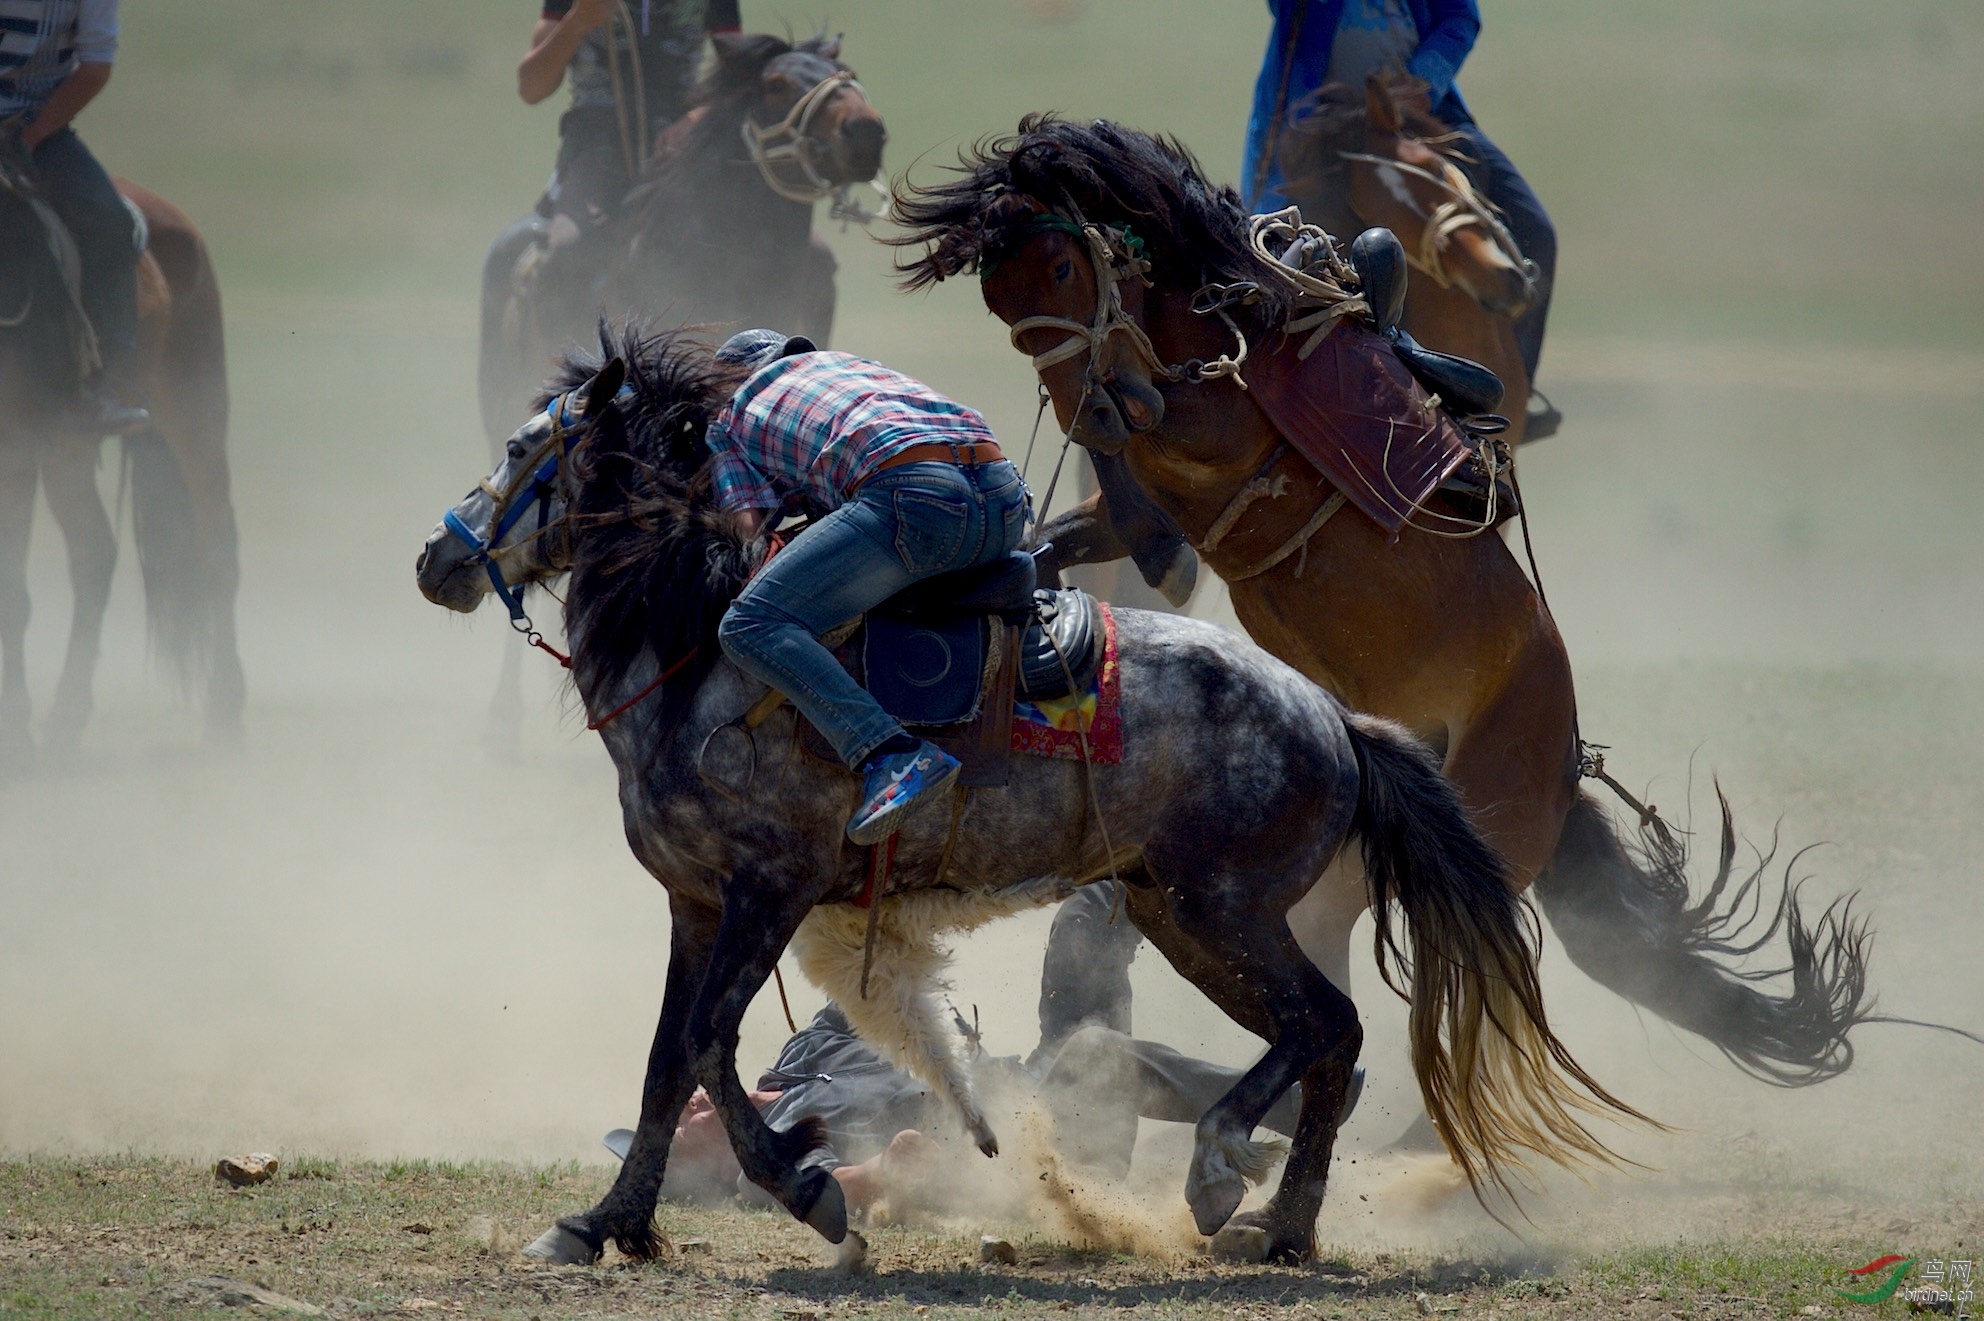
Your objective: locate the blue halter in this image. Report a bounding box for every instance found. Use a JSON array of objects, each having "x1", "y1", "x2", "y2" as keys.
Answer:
[{"x1": 442, "y1": 386, "x2": 626, "y2": 625}]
